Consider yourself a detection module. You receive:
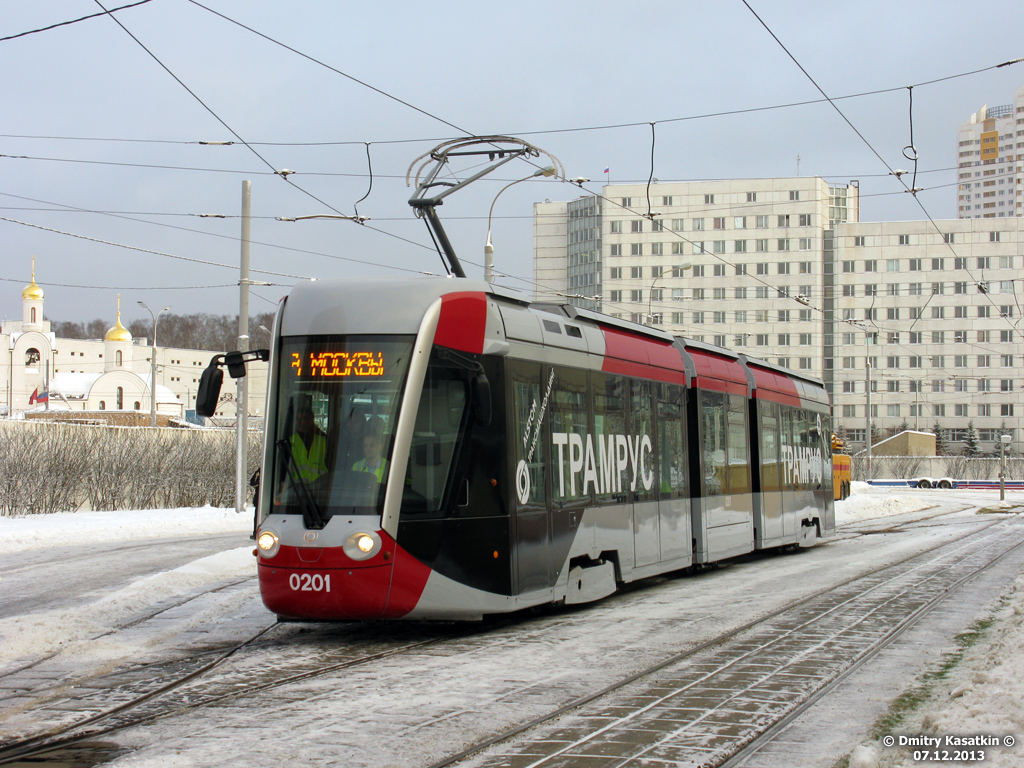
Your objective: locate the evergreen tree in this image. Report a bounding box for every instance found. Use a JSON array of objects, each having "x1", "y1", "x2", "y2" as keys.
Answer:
[
  {"x1": 932, "y1": 422, "x2": 947, "y2": 455},
  {"x1": 962, "y1": 420, "x2": 981, "y2": 457}
]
